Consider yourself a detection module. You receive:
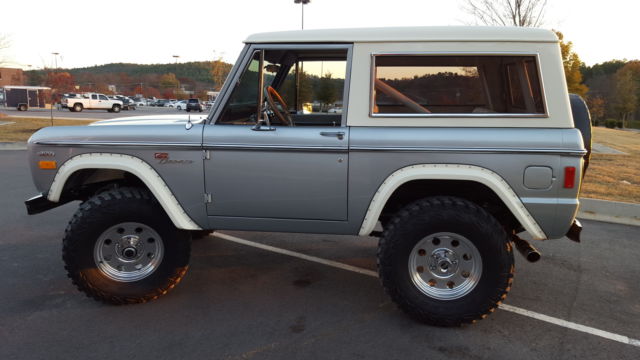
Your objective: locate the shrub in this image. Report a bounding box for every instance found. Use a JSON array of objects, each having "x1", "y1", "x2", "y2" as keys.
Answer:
[{"x1": 605, "y1": 119, "x2": 617, "y2": 128}]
